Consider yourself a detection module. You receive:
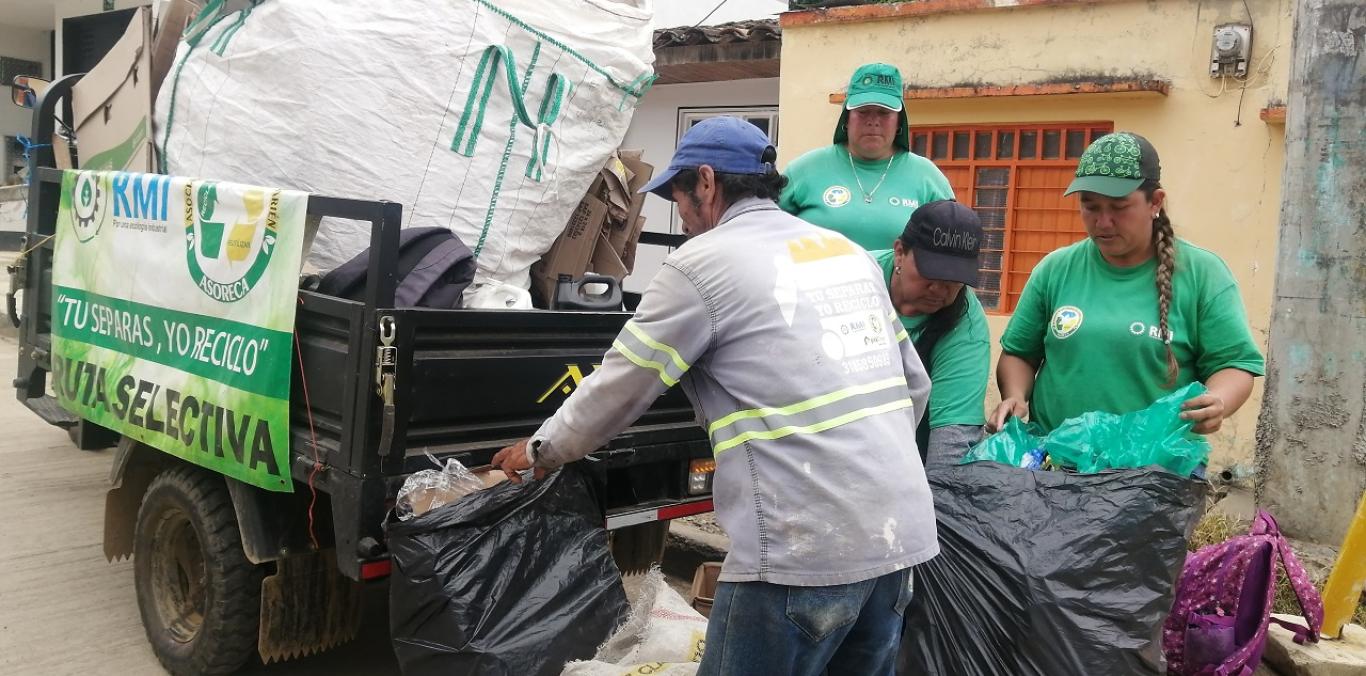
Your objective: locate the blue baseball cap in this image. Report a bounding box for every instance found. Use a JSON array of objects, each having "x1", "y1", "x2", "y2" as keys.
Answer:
[{"x1": 640, "y1": 116, "x2": 776, "y2": 200}]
